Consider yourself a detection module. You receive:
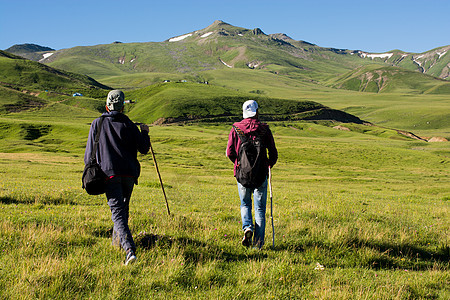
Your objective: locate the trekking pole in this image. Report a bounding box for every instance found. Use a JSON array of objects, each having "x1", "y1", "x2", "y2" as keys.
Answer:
[
  {"x1": 136, "y1": 121, "x2": 170, "y2": 216},
  {"x1": 268, "y1": 167, "x2": 275, "y2": 248},
  {"x1": 149, "y1": 139, "x2": 171, "y2": 216}
]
